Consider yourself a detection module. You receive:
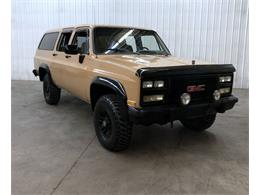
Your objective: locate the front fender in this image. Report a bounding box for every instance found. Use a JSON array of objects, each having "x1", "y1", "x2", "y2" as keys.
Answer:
[{"x1": 90, "y1": 76, "x2": 127, "y2": 110}]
